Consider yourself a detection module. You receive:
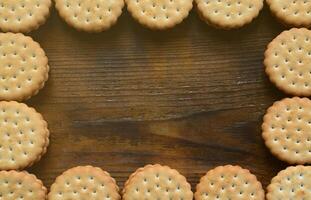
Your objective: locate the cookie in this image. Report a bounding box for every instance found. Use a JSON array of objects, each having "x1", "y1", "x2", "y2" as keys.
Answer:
[
  {"x1": 195, "y1": 0, "x2": 264, "y2": 29},
  {"x1": 0, "y1": 0, "x2": 52, "y2": 33},
  {"x1": 195, "y1": 165, "x2": 264, "y2": 200},
  {"x1": 55, "y1": 0, "x2": 124, "y2": 32},
  {"x1": 264, "y1": 28, "x2": 311, "y2": 96},
  {"x1": 267, "y1": 0, "x2": 311, "y2": 28},
  {"x1": 0, "y1": 170, "x2": 47, "y2": 200},
  {"x1": 262, "y1": 97, "x2": 311, "y2": 164},
  {"x1": 0, "y1": 101, "x2": 49, "y2": 170},
  {"x1": 267, "y1": 165, "x2": 311, "y2": 200},
  {"x1": 125, "y1": 0, "x2": 193, "y2": 29},
  {"x1": 0, "y1": 33, "x2": 49, "y2": 101},
  {"x1": 48, "y1": 166, "x2": 120, "y2": 200},
  {"x1": 123, "y1": 164, "x2": 193, "y2": 200}
]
